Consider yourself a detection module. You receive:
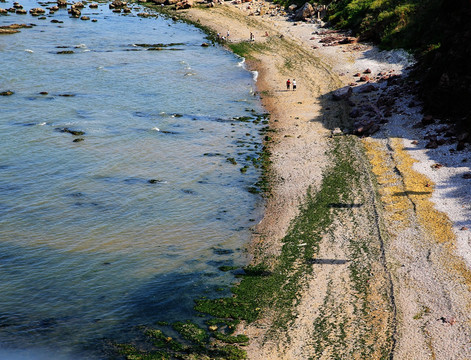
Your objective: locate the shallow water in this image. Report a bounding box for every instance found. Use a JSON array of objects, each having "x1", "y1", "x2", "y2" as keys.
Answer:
[{"x1": 0, "y1": 2, "x2": 264, "y2": 358}]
